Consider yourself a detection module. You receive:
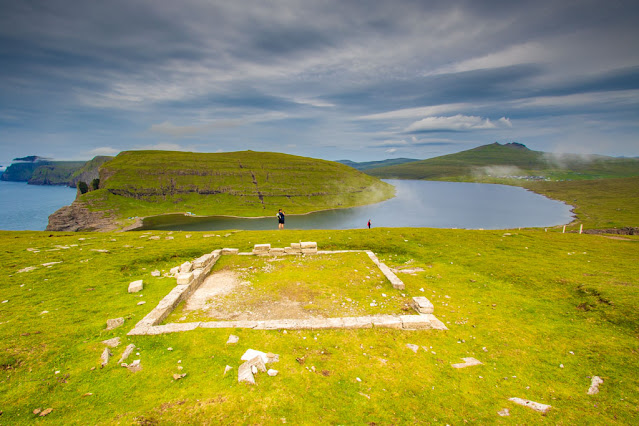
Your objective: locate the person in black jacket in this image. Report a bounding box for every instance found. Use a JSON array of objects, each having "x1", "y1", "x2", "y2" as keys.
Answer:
[{"x1": 277, "y1": 209, "x2": 285, "y2": 229}]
